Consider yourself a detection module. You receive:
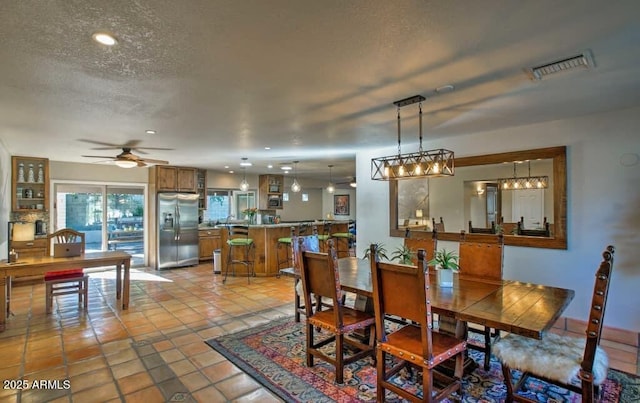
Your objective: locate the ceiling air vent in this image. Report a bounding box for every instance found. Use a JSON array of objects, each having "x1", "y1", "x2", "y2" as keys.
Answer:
[{"x1": 527, "y1": 50, "x2": 595, "y2": 80}]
